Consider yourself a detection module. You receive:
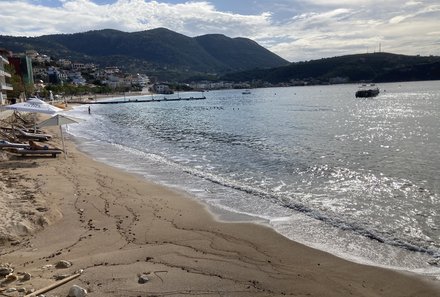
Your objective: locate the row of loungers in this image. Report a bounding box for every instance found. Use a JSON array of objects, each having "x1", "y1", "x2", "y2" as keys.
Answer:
[{"x1": 0, "y1": 122, "x2": 63, "y2": 157}]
